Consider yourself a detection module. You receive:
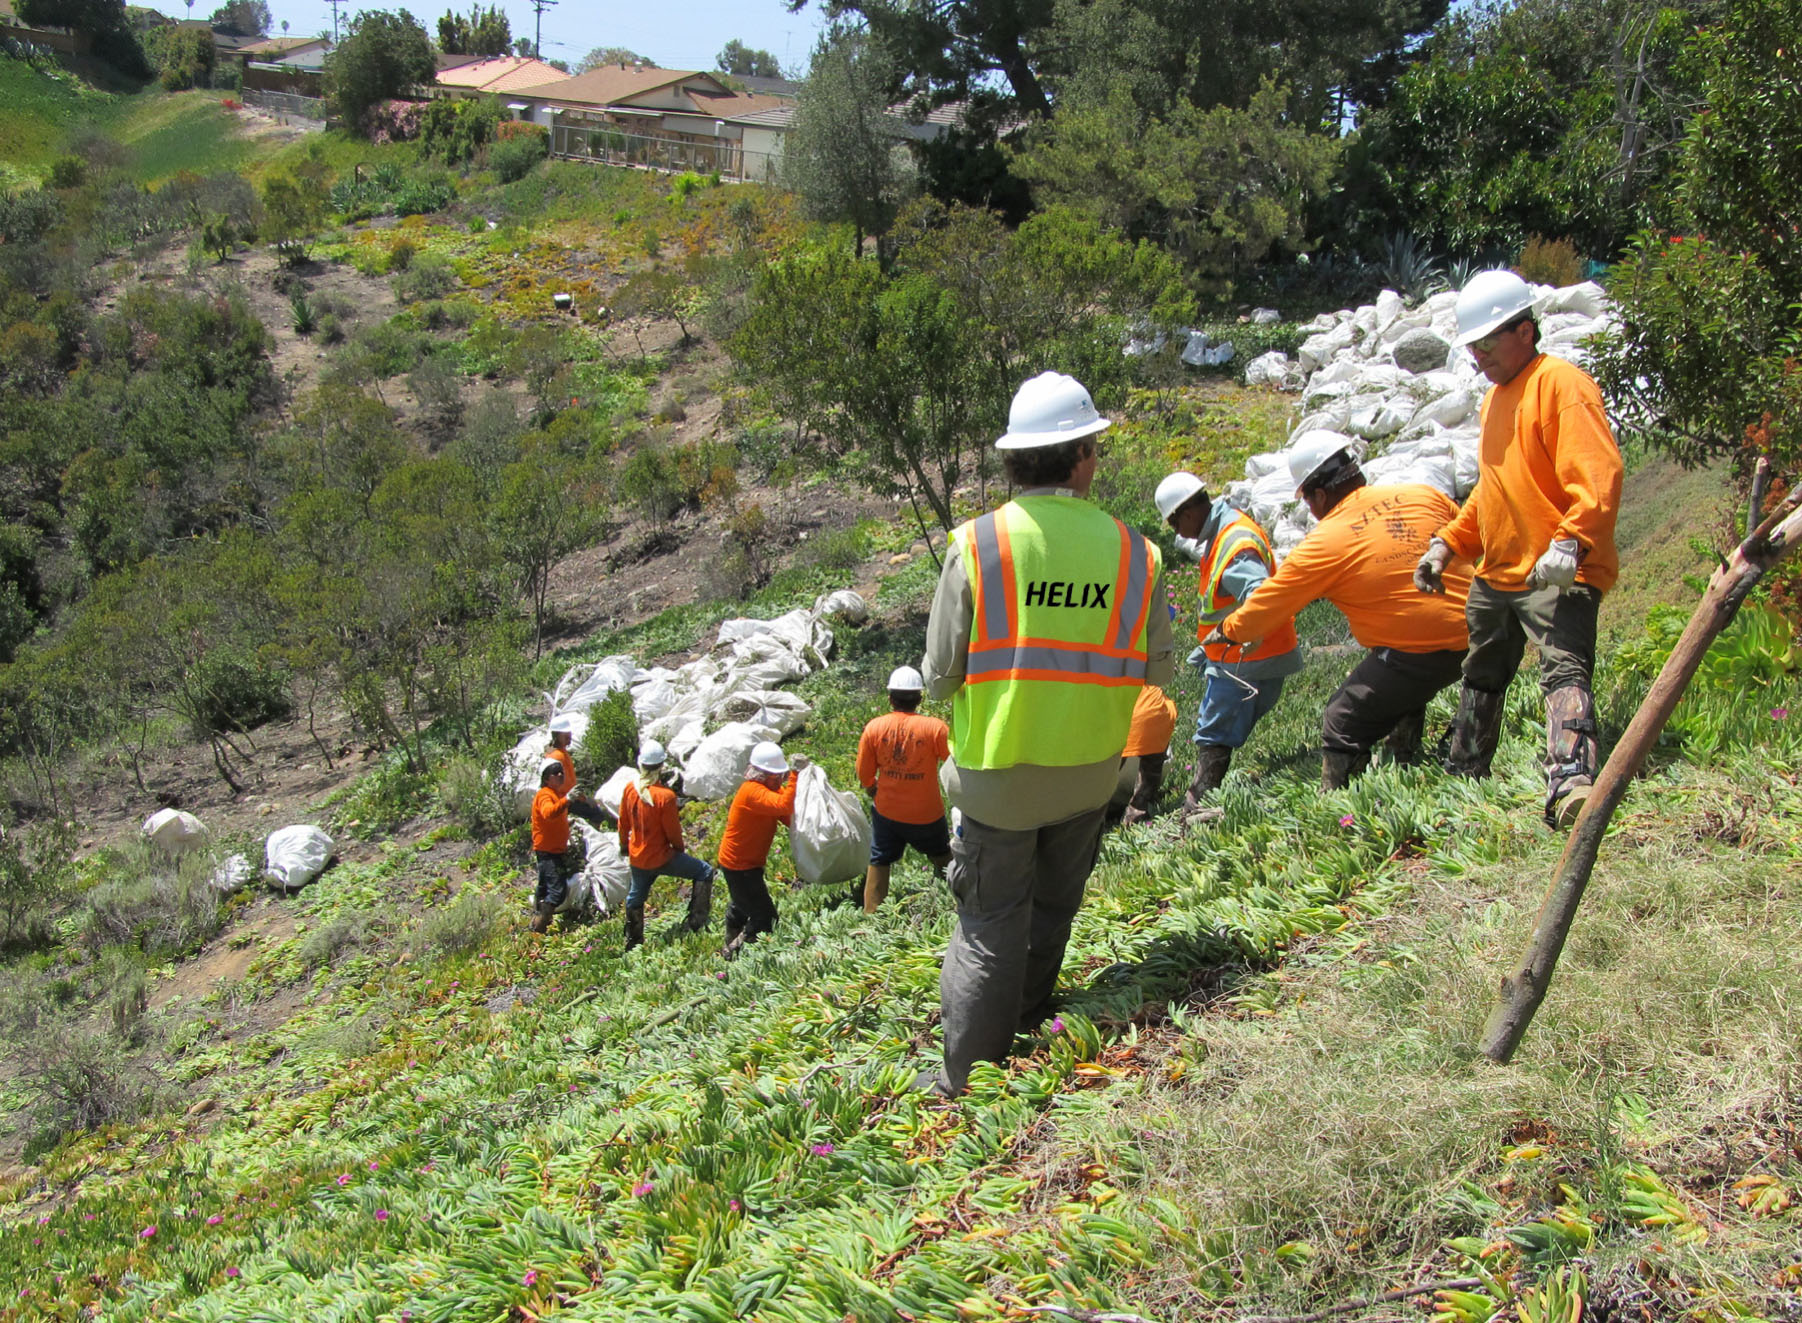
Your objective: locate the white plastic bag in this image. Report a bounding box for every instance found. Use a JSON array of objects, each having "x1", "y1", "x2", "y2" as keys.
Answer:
[
  {"x1": 597, "y1": 765, "x2": 638, "y2": 819},
  {"x1": 263, "y1": 825, "x2": 334, "y2": 891},
  {"x1": 549, "y1": 655, "x2": 643, "y2": 714},
  {"x1": 813, "y1": 589, "x2": 868, "y2": 623},
  {"x1": 208, "y1": 852, "x2": 253, "y2": 894},
  {"x1": 142, "y1": 808, "x2": 207, "y2": 854},
  {"x1": 575, "y1": 821, "x2": 629, "y2": 914},
  {"x1": 682, "y1": 722, "x2": 779, "y2": 802},
  {"x1": 712, "y1": 688, "x2": 812, "y2": 737},
  {"x1": 791, "y1": 764, "x2": 872, "y2": 887}
]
